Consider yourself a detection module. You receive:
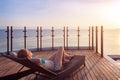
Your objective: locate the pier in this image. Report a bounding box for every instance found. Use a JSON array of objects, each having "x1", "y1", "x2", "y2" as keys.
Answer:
[
  {"x1": 0, "y1": 26, "x2": 120, "y2": 80},
  {"x1": 0, "y1": 49, "x2": 120, "y2": 80}
]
